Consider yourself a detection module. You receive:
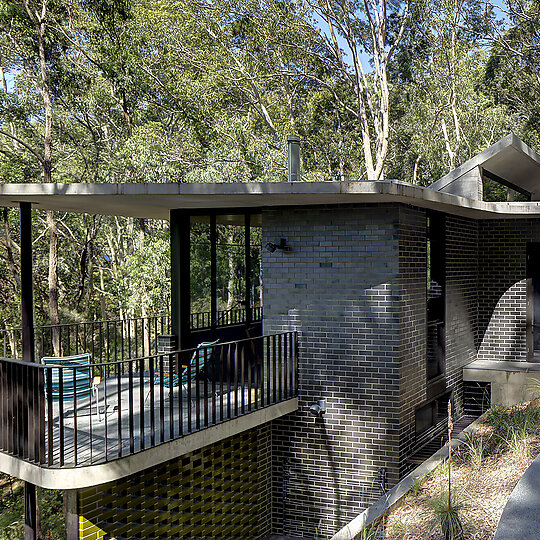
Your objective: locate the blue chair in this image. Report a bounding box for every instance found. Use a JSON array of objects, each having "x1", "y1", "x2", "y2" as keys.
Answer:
[
  {"x1": 41, "y1": 353, "x2": 101, "y2": 421},
  {"x1": 150, "y1": 340, "x2": 219, "y2": 398},
  {"x1": 181, "y1": 339, "x2": 219, "y2": 388}
]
